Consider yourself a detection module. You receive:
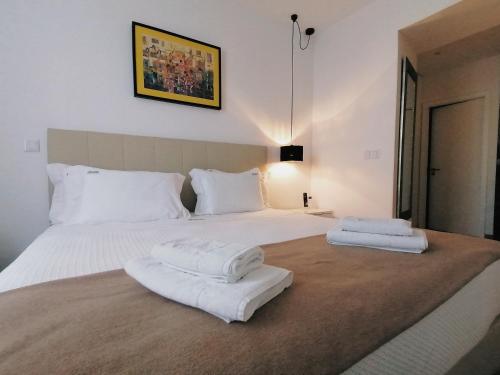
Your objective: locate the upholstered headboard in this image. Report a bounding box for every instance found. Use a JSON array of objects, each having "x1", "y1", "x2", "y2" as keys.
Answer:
[{"x1": 47, "y1": 128, "x2": 268, "y2": 211}]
